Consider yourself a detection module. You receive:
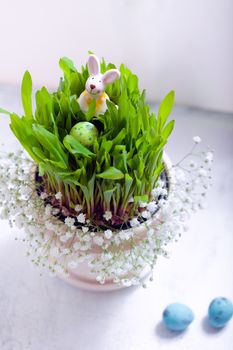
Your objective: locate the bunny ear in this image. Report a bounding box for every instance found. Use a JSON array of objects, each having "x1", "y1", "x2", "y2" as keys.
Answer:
[
  {"x1": 87, "y1": 55, "x2": 100, "y2": 75},
  {"x1": 102, "y1": 69, "x2": 120, "y2": 85}
]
